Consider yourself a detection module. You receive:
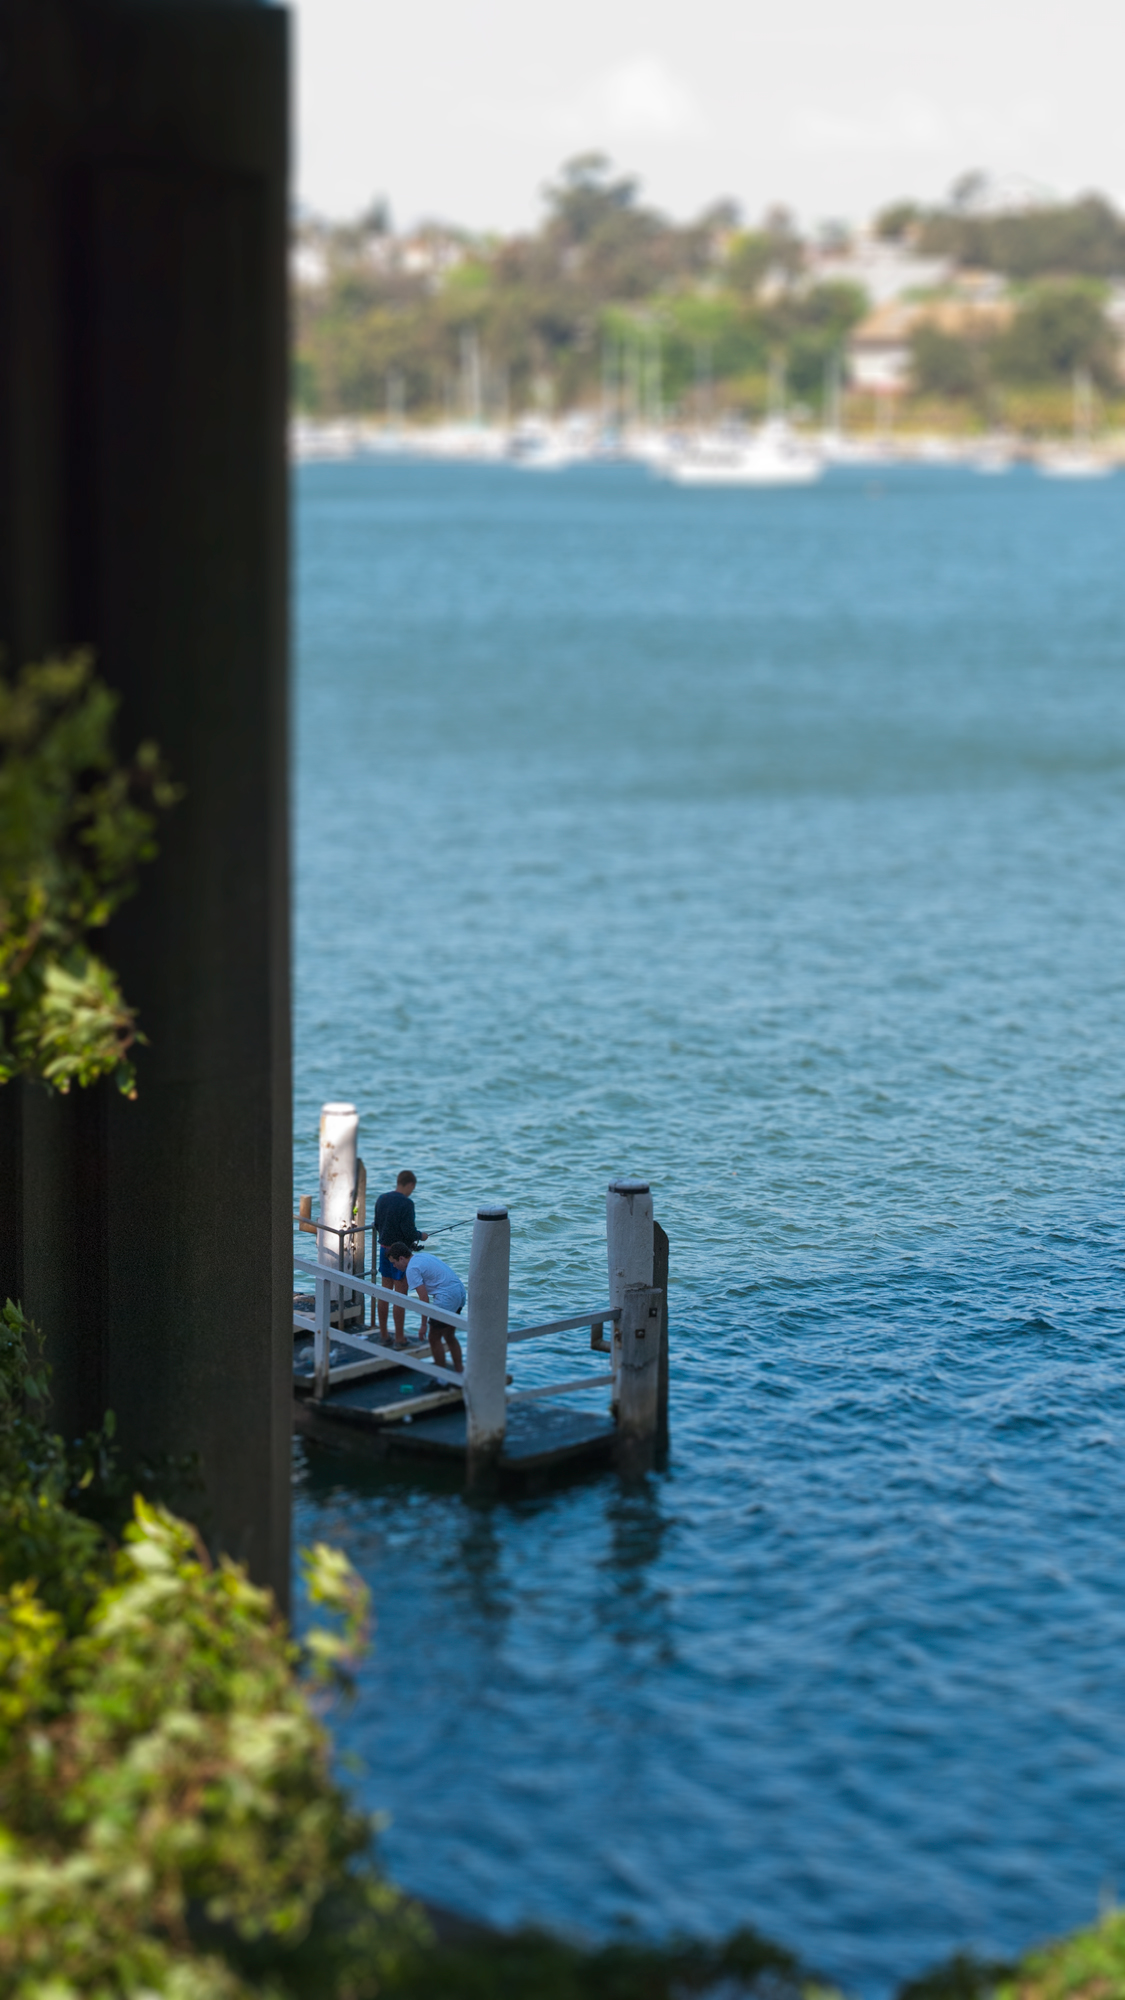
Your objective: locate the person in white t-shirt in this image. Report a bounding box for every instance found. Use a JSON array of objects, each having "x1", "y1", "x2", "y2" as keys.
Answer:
[{"x1": 385, "y1": 1242, "x2": 465, "y2": 1373}]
